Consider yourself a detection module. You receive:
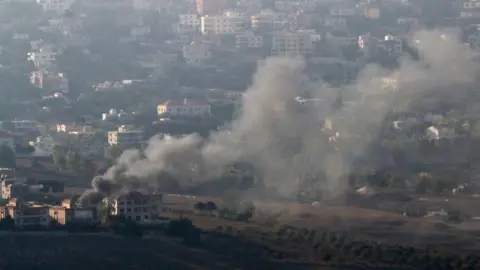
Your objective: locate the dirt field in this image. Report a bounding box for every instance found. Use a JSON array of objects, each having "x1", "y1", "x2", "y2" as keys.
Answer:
[{"x1": 0, "y1": 232, "x2": 378, "y2": 270}]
